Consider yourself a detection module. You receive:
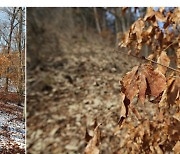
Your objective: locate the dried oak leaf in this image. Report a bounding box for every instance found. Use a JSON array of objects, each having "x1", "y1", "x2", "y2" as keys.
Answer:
[
  {"x1": 84, "y1": 124, "x2": 101, "y2": 154},
  {"x1": 122, "y1": 64, "x2": 166, "y2": 104}
]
